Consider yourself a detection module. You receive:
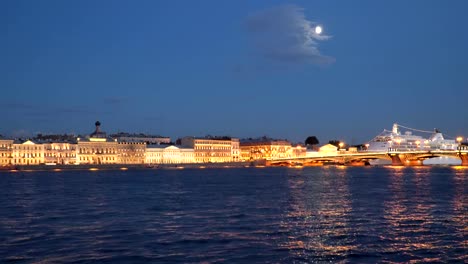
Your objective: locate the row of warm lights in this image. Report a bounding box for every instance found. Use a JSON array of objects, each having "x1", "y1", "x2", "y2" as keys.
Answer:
[
  {"x1": 388, "y1": 139, "x2": 430, "y2": 145},
  {"x1": 385, "y1": 136, "x2": 465, "y2": 148},
  {"x1": 364, "y1": 139, "x2": 439, "y2": 150},
  {"x1": 338, "y1": 142, "x2": 408, "y2": 149}
]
